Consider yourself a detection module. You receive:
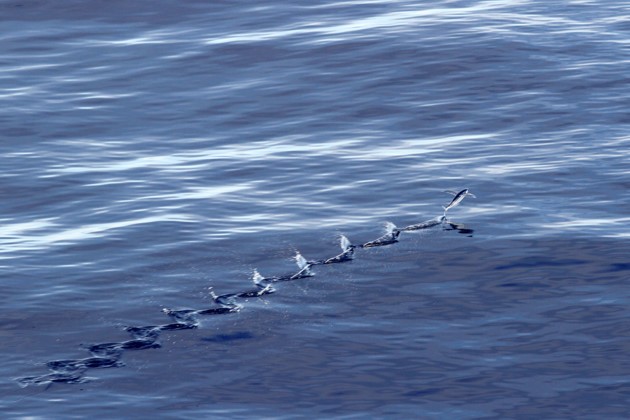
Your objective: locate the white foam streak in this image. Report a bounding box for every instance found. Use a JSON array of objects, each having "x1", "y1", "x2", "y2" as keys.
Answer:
[
  {"x1": 0, "y1": 215, "x2": 197, "y2": 254},
  {"x1": 540, "y1": 217, "x2": 630, "y2": 230}
]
